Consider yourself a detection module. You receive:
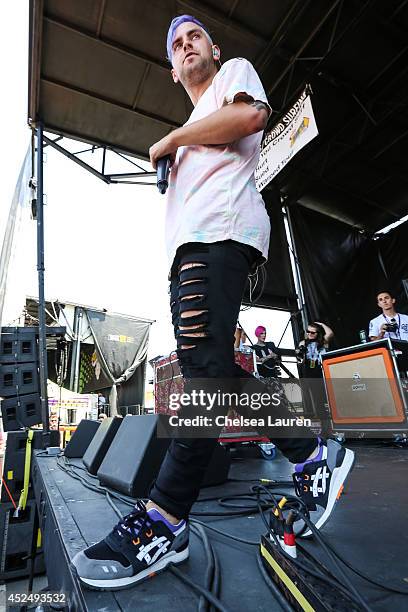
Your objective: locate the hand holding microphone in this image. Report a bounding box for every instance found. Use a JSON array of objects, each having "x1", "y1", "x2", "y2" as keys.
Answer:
[
  {"x1": 149, "y1": 131, "x2": 177, "y2": 193},
  {"x1": 156, "y1": 155, "x2": 171, "y2": 194}
]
